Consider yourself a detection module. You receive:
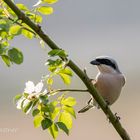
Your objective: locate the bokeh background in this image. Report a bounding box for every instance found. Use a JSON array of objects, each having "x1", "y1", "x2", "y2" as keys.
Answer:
[{"x1": 0, "y1": 0, "x2": 140, "y2": 139}]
